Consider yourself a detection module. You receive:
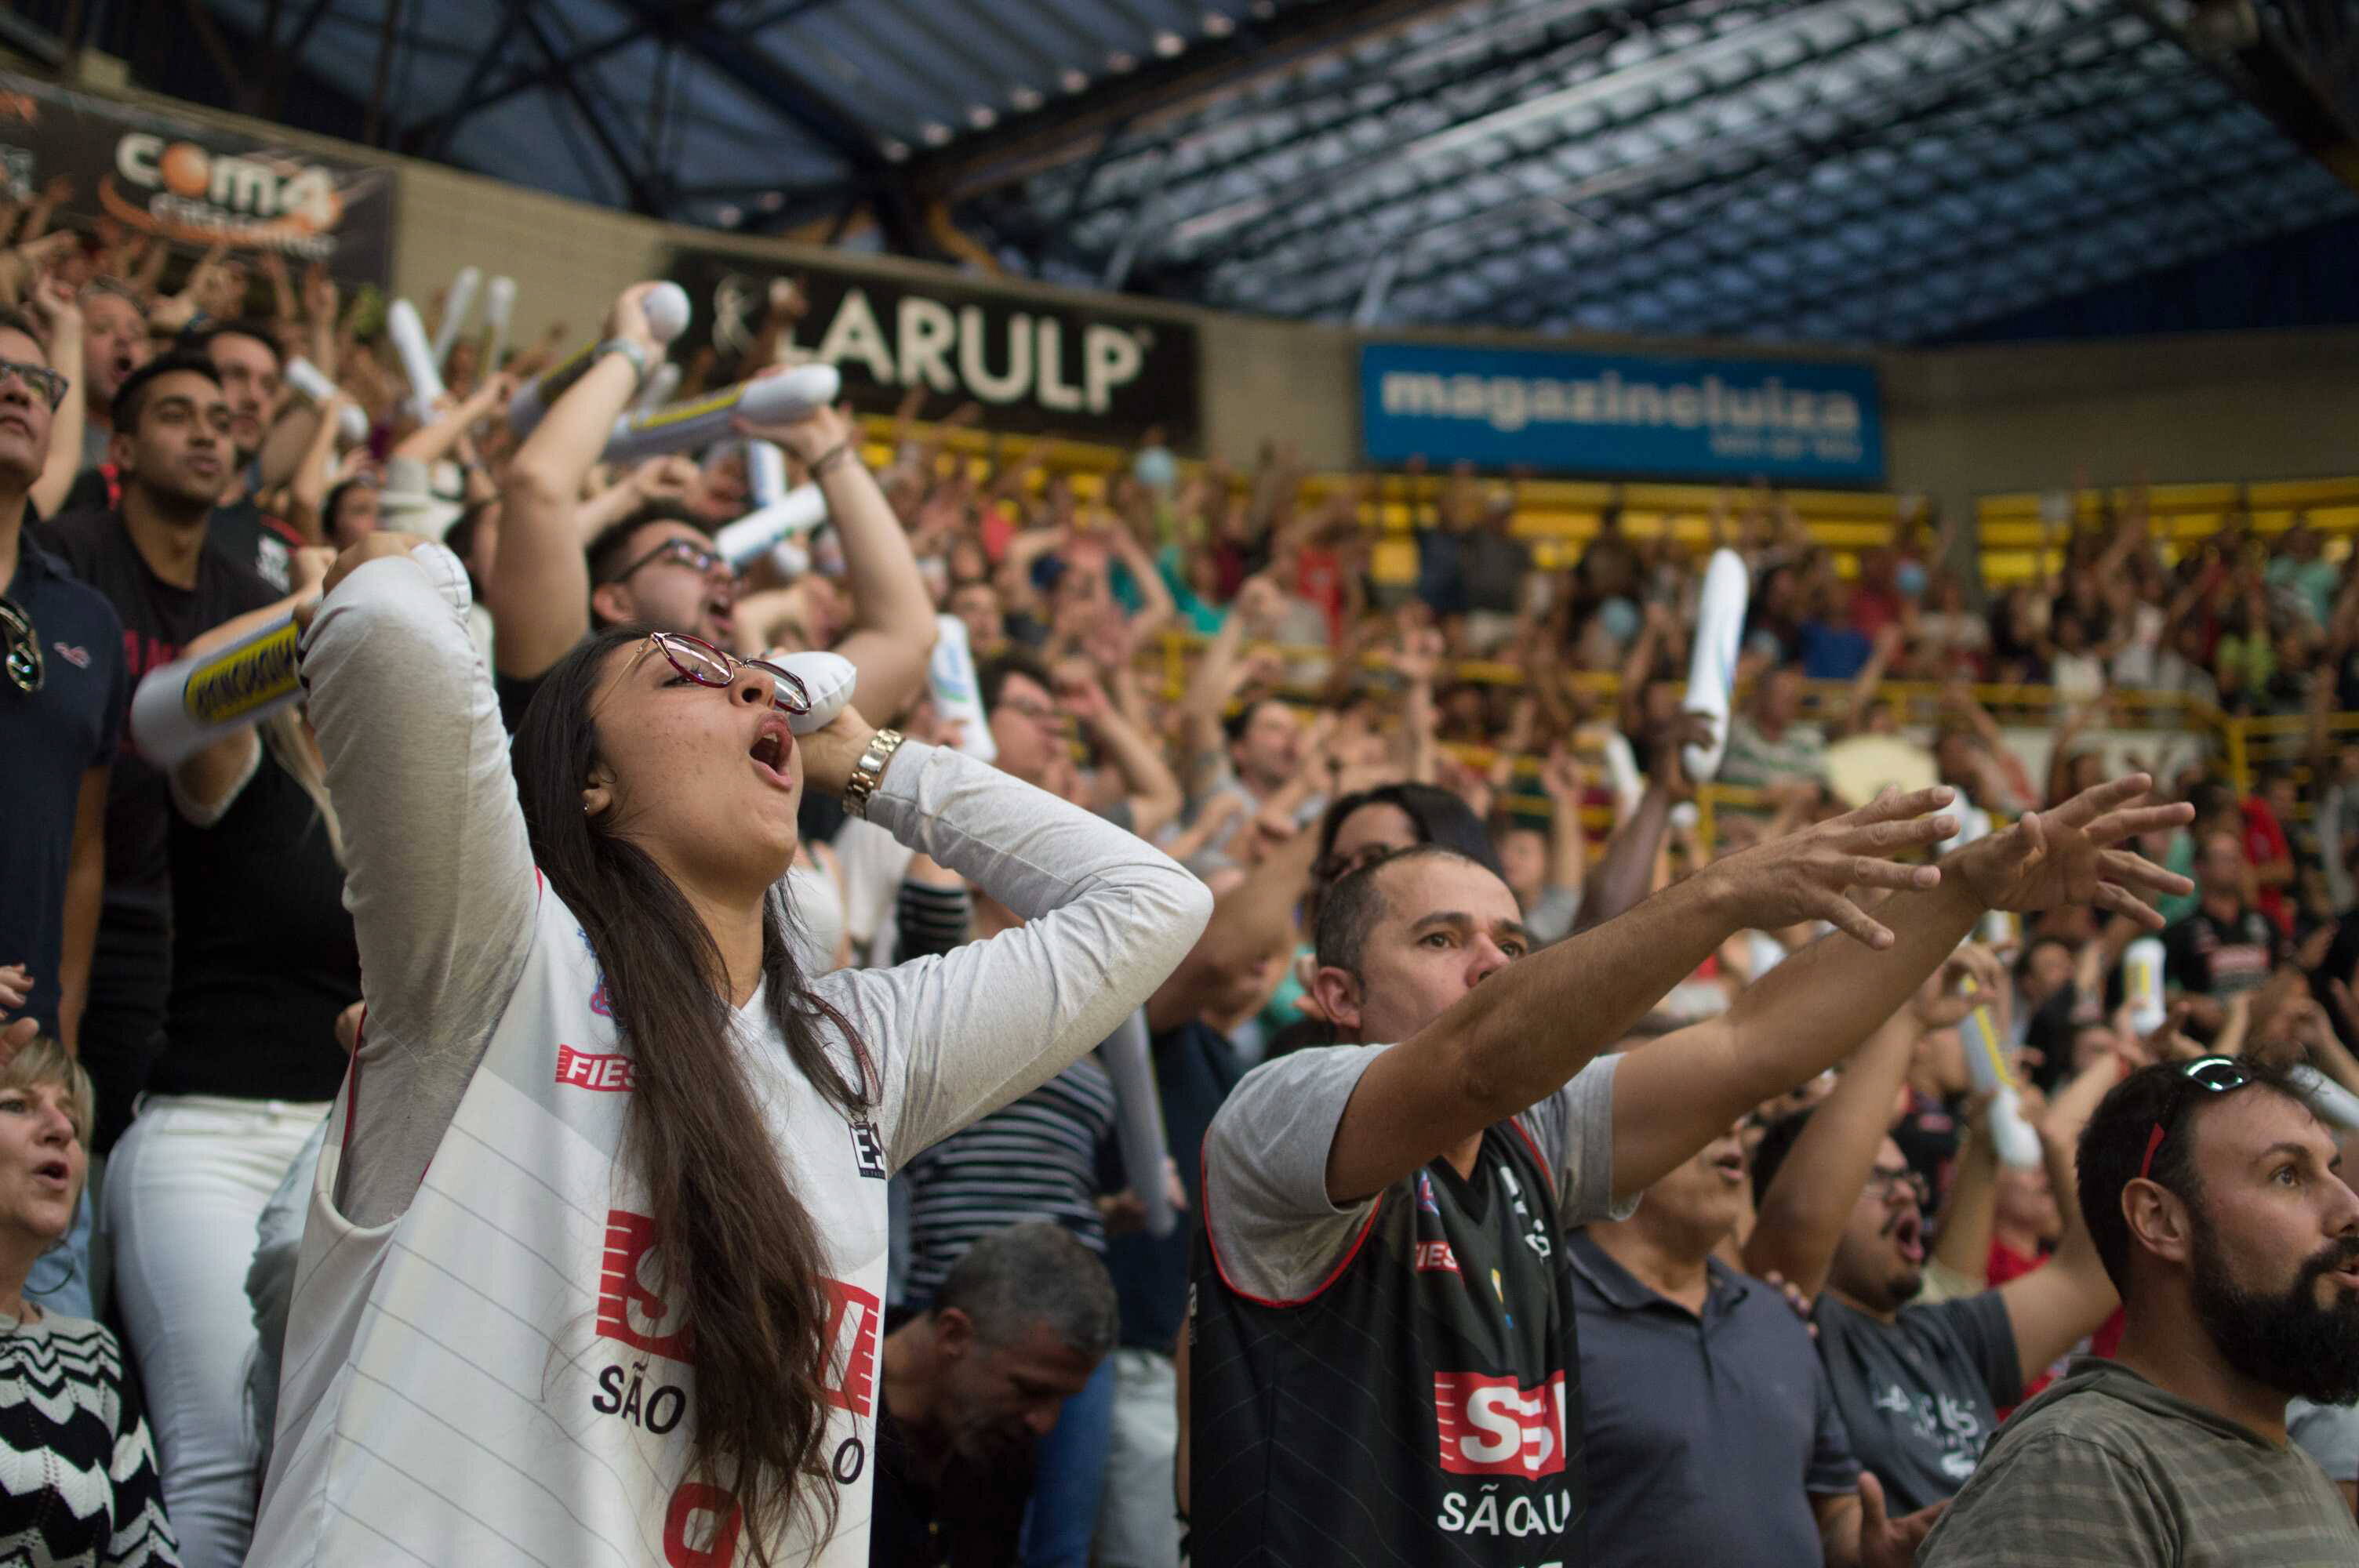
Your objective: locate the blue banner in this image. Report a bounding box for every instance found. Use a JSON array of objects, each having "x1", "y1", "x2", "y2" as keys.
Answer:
[{"x1": 1358, "y1": 343, "x2": 1885, "y2": 483}]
